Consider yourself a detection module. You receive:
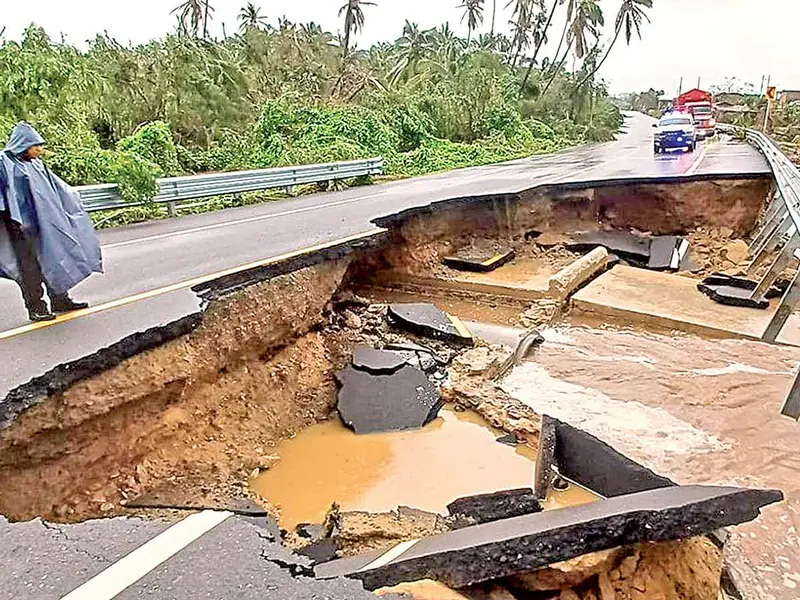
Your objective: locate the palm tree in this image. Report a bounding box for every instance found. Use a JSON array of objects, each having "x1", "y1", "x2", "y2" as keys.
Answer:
[
  {"x1": 508, "y1": 0, "x2": 533, "y2": 67},
  {"x1": 540, "y1": 0, "x2": 602, "y2": 97},
  {"x1": 458, "y1": 0, "x2": 484, "y2": 45},
  {"x1": 390, "y1": 21, "x2": 433, "y2": 83},
  {"x1": 574, "y1": 0, "x2": 652, "y2": 91},
  {"x1": 172, "y1": 0, "x2": 214, "y2": 38},
  {"x1": 520, "y1": 0, "x2": 558, "y2": 90},
  {"x1": 238, "y1": 2, "x2": 269, "y2": 33},
  {"x1": 339, "y1": 0, "x2": 377, "y2": 57},
  {"x1": 490, "y1": 0, "x2": 498, "y2": 35}
]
